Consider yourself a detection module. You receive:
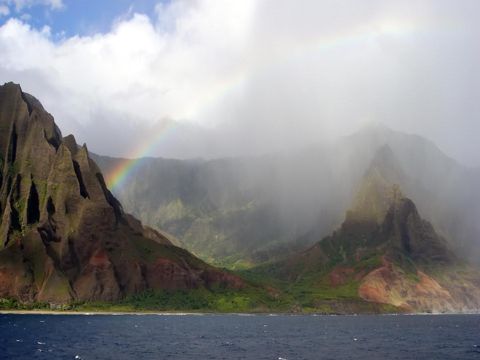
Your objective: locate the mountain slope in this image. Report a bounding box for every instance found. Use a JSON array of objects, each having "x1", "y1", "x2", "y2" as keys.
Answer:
[
  {"x1": 93, "y1": 124, "x2": 480, "y2": 267},
  {"x1": 0, "y1": 82, "x2": 243, "y2": 305},
  {"x1": 253, "y1": 147, "x2": 480, "y2": 313},
  {"x1": 92, "y1": 153, "x2": 315, "y2": 267}
]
